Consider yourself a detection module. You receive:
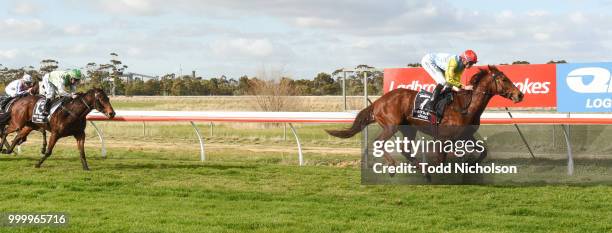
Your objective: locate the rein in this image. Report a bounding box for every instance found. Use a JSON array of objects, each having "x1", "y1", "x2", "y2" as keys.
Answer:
[
  {"x1": 456, "y1": 71, "x2": 504, "y2": 114},
  {"x1": 60, "y1": 92, "x2": 98, "y2": 119}
]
